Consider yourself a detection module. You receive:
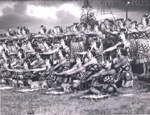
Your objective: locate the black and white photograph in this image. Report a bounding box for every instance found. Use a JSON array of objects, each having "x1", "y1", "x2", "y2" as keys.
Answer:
[{"x1": 0, "y1": 0, "x2": 150, "y2": 114}]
